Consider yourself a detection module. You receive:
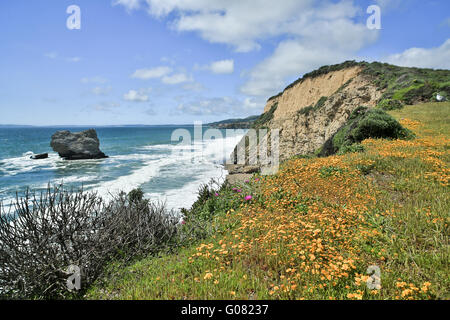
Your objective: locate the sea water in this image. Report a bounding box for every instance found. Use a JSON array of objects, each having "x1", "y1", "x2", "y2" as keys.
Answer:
[{"x1": 0, "y1": 126, "x2": 244, "y2": 212}]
